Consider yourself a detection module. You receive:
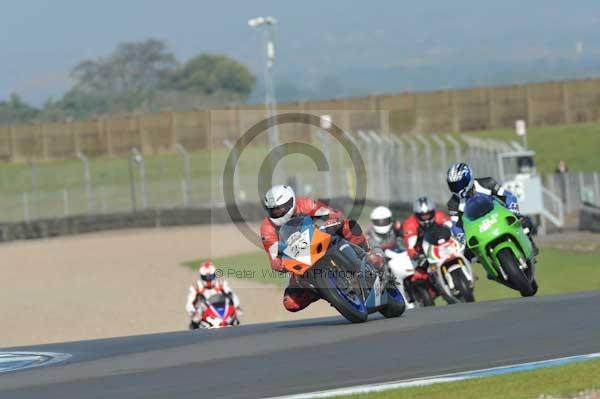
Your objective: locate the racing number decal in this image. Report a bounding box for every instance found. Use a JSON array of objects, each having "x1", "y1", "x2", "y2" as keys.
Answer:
[{"x1": 479, "y1": 213, "x2": 499, "y2": 233}]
